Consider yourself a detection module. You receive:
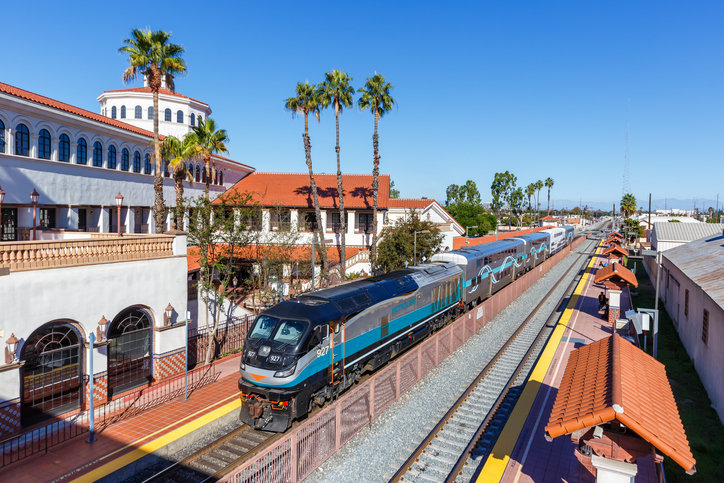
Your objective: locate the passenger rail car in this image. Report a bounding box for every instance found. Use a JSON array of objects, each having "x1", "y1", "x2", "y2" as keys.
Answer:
[{"x1": 238, "y1": 262, "x2": 464, "y2": 432}]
